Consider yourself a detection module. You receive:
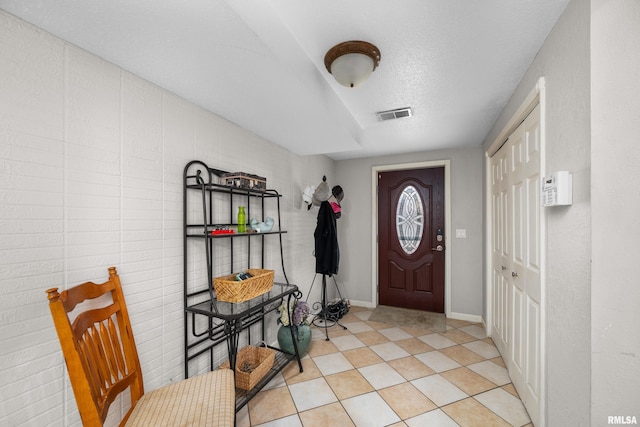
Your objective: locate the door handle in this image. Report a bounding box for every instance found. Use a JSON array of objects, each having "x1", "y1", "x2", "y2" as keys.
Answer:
[
  {"x1": 512, "y1": 272, "x2": 519, "y2": 278},
  {"x1": 501, "y1": 266, "x2": 507, "y2": 271},
  {"x1": 431, "y1": 245, "x2": 444, "y2": 252}
]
